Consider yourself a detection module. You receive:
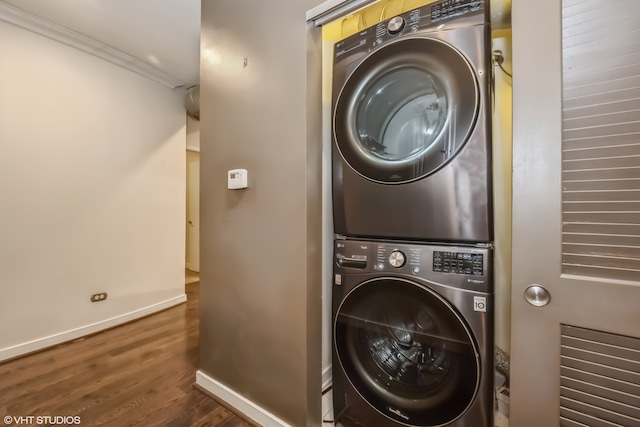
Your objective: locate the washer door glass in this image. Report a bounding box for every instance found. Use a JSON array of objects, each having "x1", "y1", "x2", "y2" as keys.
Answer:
[
  {"x1": 333, "y1": 37, "x2": 478, "y2": 183},
  {"x1": 334, "y1": 278, "x2": 479, "y2": 427}
]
